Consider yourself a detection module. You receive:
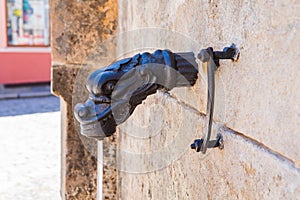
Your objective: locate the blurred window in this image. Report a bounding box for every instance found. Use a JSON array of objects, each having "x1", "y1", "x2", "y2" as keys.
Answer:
[{"x1": 6, "y1": 0, "x2": 50, "y2": 46}]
